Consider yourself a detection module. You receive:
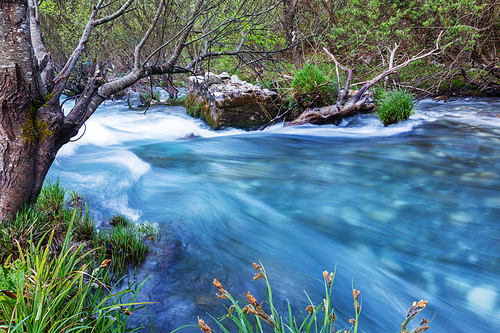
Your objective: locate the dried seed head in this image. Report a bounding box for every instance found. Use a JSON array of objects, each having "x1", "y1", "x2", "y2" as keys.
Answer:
[
  {"x1": 245, "y1": 291, "x2": 260, "y2": 309},
  {"x1": 213, "y1": 278, "x2": 228, "y2": 298},
  {"x1": 242, "y1": 305, "x2": 258, "y2": 315},
  {"x1": 256, "y1": 311, "x2": 278, "y2": 328},
  {"x1": 323, "y1": 271, "x2": 334, "y2": 287},
  {"x1": 357, "y1": 304, "x2": 361, "y2": 314},
  {"x1": 100, "y1": 259, "x2": 112, "y2": 268},
  {"x1": 305, "y1": 305, "x2": 315, "y2": 316},
  {"x1": 213, "y1": 279, "x2": 224, "y2": 293},
  {"x1": 253, "y1": 263, "x2": 261, "y2": 270},
  {"x1": 330, "y1": 311, "x2": 337, "y2": 322},
  {"x1": 413, "y1": 326, "x2": 430, "y2": 333},
  {"x1": 353, "y1": 289, "x2": 360, "y2": 300},
  {"x1": 216, "y1": 293, "x2": 228, "y2": 299},
  {"x1": 0, "y1": 290, "x2": 17, "y2": 299},
  {"x1": 349, "y1": 318, "x2": 356, "y2": 325},
  {"x1": 227, "y1": 305, "x2": 235, "y2": 317},
  {"x1": 254, "y1": 272, "x2": 265, "y2": 280},
  {"x1": 420, "y1": 318, "x2": 429, "y2": 326},
  {"x1": 416, "y1": 300, "x2": 428, "y2": 309},
  {"x1": 121, "y1": 307, "x2": 132, "y2": 316},
  {"x1": 198, "y1": 317, "x2": 213, "y2": 333}
]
